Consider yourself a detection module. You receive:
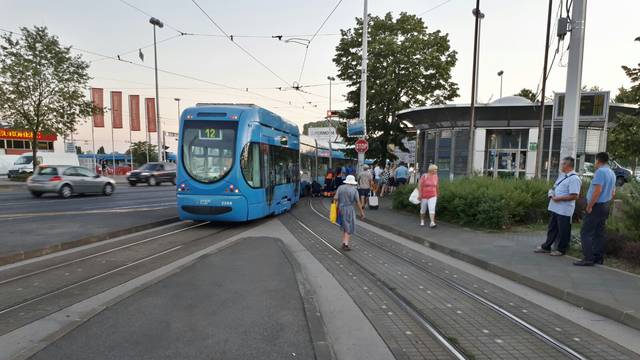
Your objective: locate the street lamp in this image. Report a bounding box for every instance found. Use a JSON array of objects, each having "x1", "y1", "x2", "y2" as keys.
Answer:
[
  {"x1": 326, "y1": 76, "x2": 337, "y2": 141},
  {"x1": 149, "y1": 17, "x2": 164, "y2": 161},
  {"x1": 497, "y1": 70, "x2": 504, "y2": 98},
  {"x1": 467, "y1": 1, "x2": 484, "y2": 175}
]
